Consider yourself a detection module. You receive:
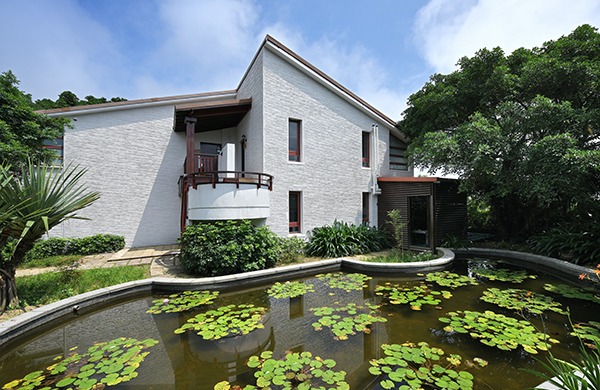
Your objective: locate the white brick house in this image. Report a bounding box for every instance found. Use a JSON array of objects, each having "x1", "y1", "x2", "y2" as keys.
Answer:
[{"x1": 44, "y1": 36, "x2": 412, "y2": 247}]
